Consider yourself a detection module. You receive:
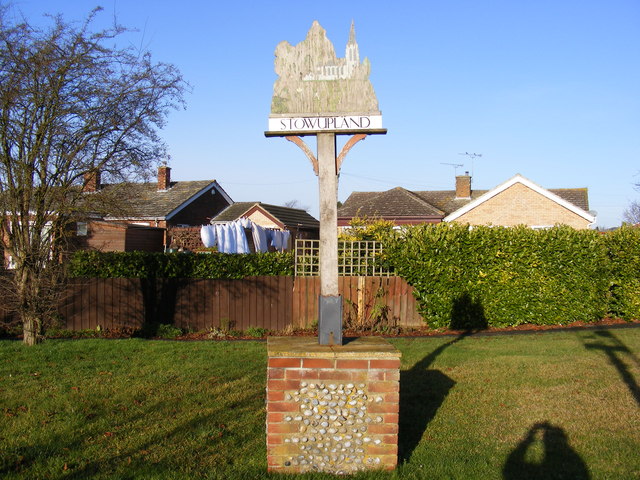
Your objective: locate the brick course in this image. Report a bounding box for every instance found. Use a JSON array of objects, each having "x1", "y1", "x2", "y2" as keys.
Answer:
[{"x1": 266, "y1": 337, "x2": 401, "y2": 474}]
